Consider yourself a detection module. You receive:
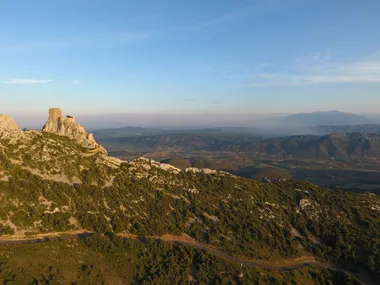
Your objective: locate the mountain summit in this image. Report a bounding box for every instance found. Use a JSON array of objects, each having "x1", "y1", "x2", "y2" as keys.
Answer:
[{"x1": 42, "y1": 108, "x2": 107, "y2": 153}]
